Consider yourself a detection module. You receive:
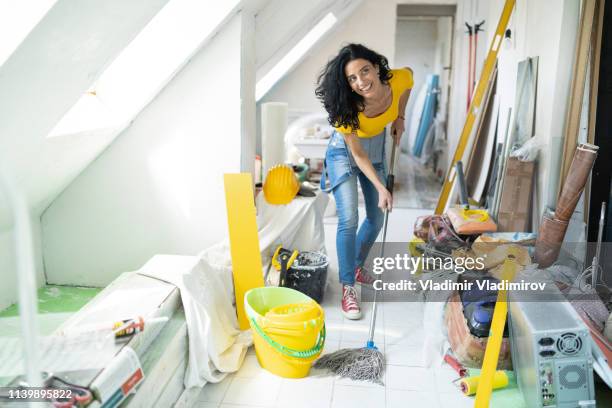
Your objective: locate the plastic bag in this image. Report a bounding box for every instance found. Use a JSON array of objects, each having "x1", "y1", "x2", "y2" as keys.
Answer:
[{"x1": 510, "y1": 137, "x2": 542, "y2": 162}]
